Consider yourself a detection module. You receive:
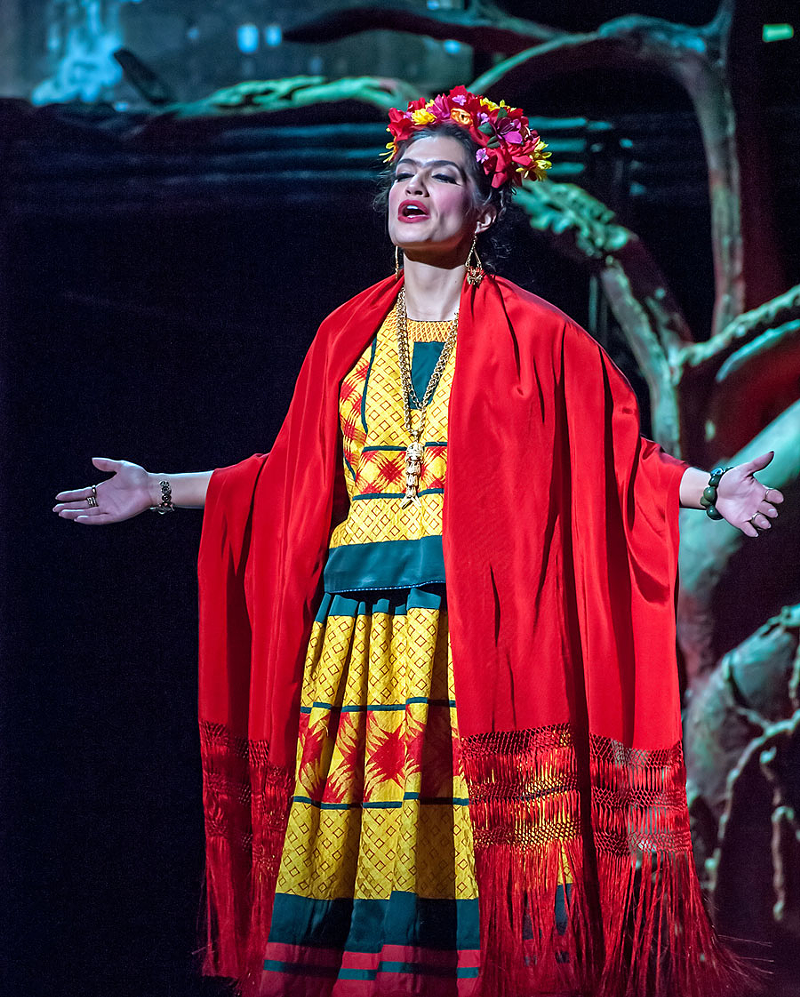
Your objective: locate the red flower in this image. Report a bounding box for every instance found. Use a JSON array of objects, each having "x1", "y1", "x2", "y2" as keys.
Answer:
[{"x1": 384, "y1": 86, "x2": 551, "y2": 187}]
